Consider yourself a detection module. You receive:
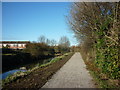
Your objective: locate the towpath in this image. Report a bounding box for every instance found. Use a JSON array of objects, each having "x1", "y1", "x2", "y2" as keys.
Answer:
[{"x1": 42, "y1": 52, "x2": 95, "y2": 88}]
